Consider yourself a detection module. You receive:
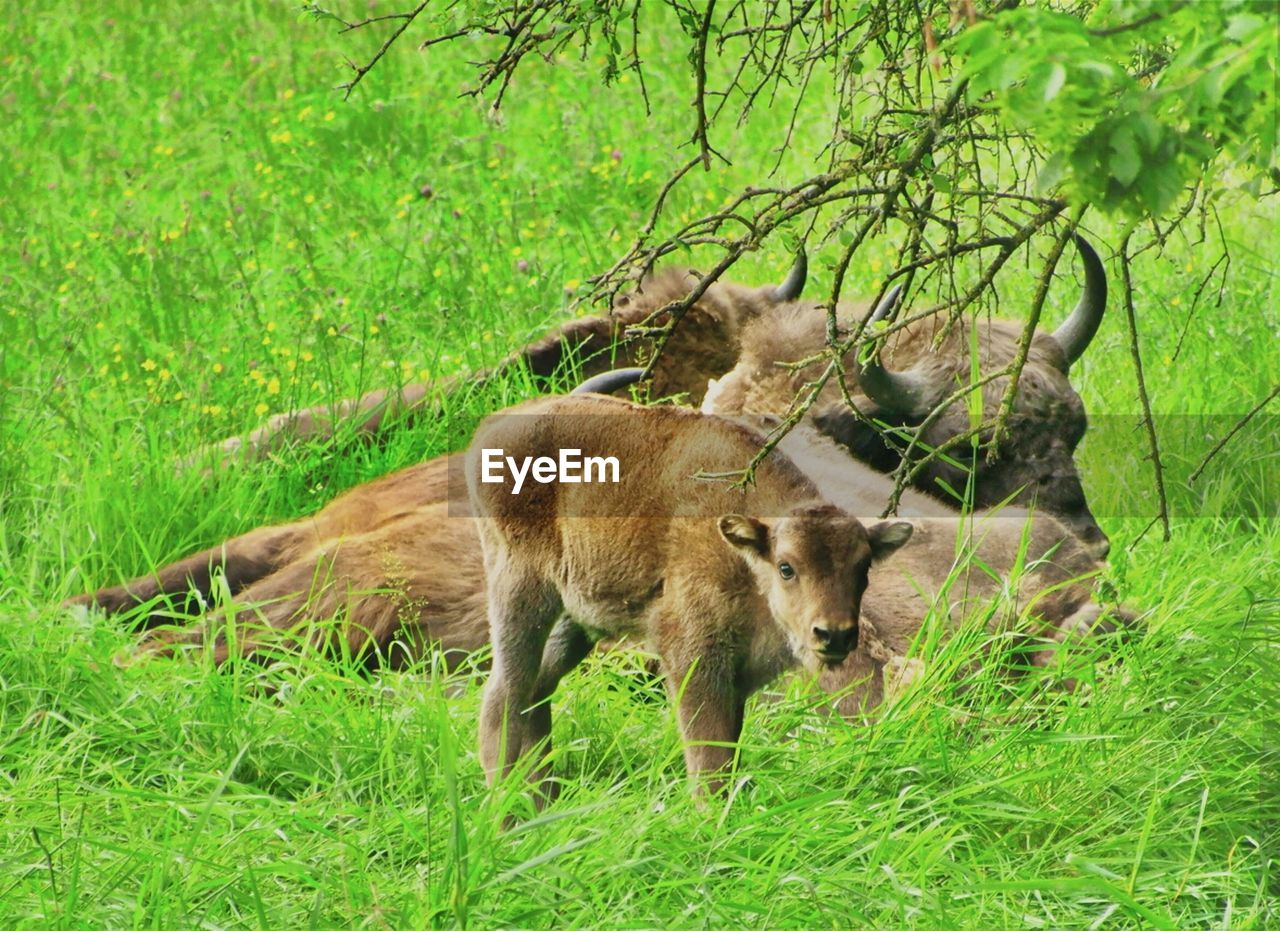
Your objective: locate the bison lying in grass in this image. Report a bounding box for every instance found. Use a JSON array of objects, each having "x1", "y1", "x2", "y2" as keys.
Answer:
[
  {"x1": 192, "y1": 235, "x2": 1111, "y2": 558},
  {"x1": 68, "y1": 380, "x2": 1135, "y2": 722}
]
